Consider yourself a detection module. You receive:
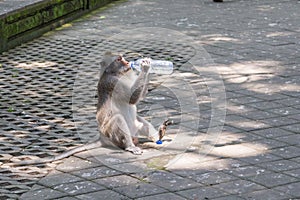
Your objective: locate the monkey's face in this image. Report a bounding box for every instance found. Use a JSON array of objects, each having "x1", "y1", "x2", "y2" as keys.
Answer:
[{"x1": 106, "y1": 55, "x2": 131, "y2": 75}]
